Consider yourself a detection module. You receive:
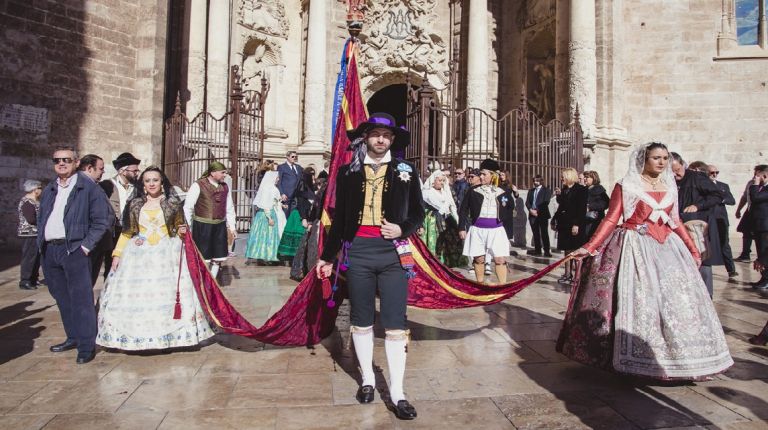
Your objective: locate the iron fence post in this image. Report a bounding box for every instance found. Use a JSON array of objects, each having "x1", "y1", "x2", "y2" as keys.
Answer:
[{"x1": 229, "y1": 66, "x2": 243, "y2": 203}]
